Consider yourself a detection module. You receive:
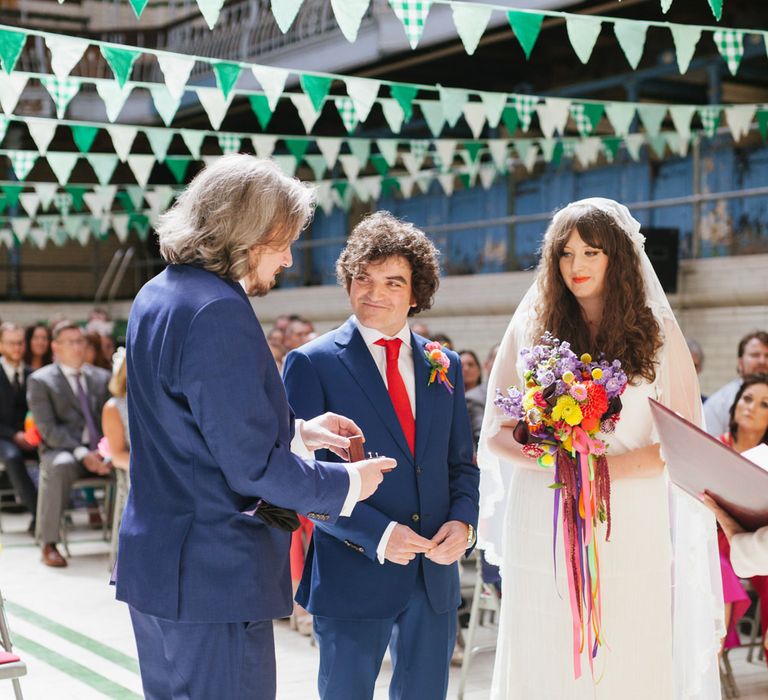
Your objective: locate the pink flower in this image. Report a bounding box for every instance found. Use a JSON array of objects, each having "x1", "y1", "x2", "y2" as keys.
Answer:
[
  {"x1": 569, "y1": 383, "x2": 588, "y2": 402},
  {"x1": 425, "y1": 341, "x2": 442, "y2": 351},
  {"x1": 437, "y1": 354, "x2": 450, "y2": 369}
]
